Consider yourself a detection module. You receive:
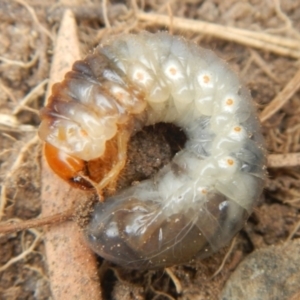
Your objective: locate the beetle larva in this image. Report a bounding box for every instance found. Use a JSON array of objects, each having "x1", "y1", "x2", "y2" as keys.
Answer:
[{"x1": 39, "y1": 32, "x2": 266, "y2": 269}]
